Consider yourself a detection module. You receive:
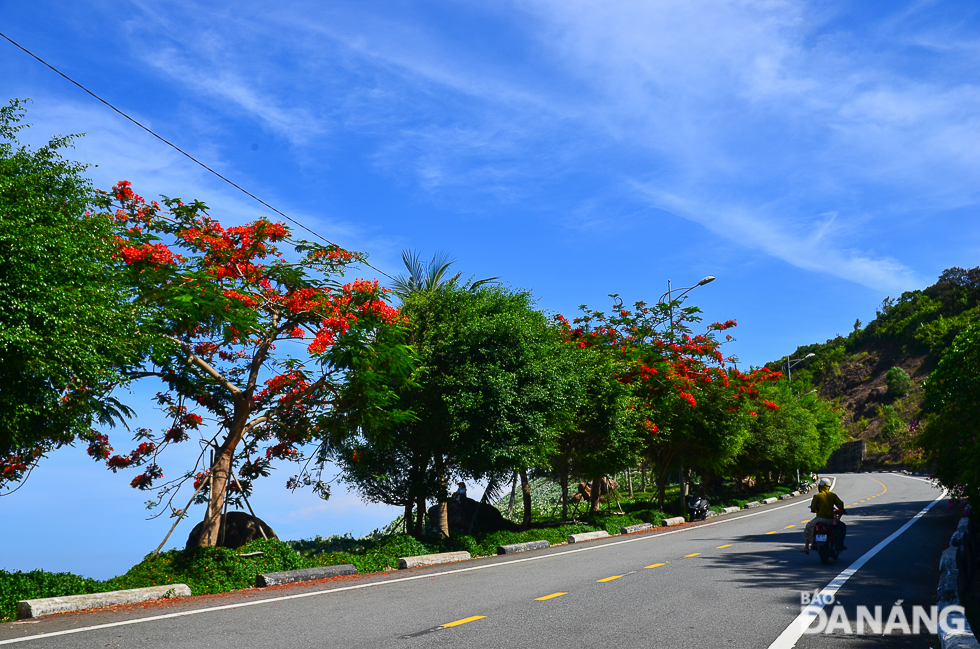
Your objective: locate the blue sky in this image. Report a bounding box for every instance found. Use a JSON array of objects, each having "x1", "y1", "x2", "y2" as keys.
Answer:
[{"x1": 2, "y1": 0, "x2": 979, "y2": 579}]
